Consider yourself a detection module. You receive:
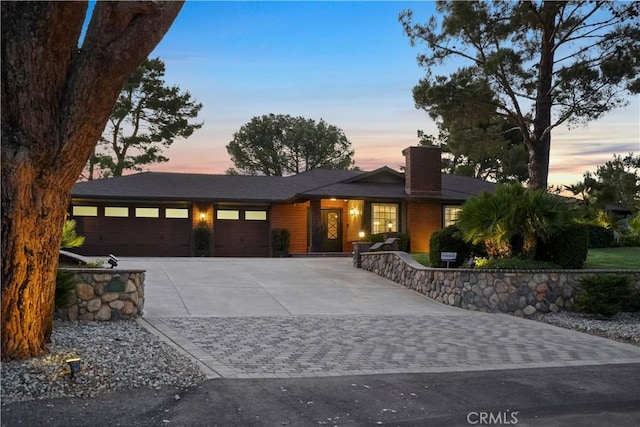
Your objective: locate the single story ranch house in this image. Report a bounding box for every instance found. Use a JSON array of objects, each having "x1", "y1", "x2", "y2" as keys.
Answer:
[{"x1": 69, "y1": 146, "x2": 496, "y2": 257}]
